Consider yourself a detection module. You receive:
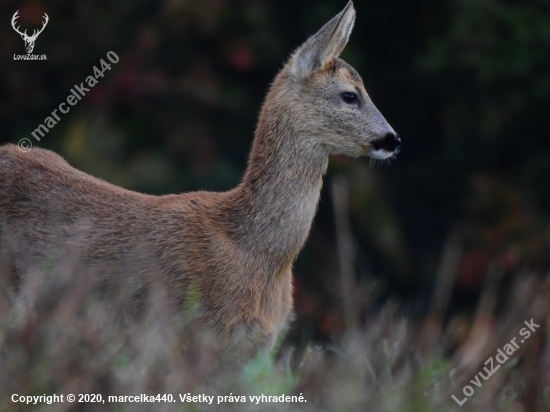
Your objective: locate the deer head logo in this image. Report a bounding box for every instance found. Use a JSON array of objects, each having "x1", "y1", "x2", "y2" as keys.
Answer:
[{"x1": 11, "y1": 11, "x2": 49, "y2": 54}]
